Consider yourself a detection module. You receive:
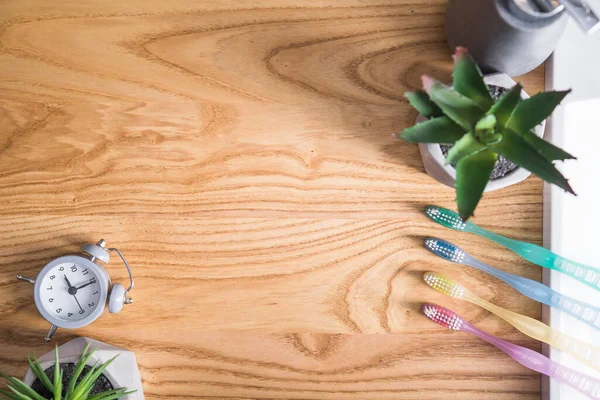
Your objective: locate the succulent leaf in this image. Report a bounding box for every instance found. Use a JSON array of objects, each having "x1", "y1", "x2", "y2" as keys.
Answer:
[
  {"x1": 398, "y1": 116, "x2": 465, "y2": 144},
  {"x1": 28, "y1": 355, "x2": 52, "y2": 394},
  {"x1": 474, "y1": 114, "x2": 497, "y2": 142},
  {"x1": 452, "y1": 47, "x2": 493, "y2": 110},
  {"x1": 0, "y1": 387, "x2": 20, "y2": 400},
  {"x1": 475, "y1": 114, "x2": 496, "y2": 132},
  {"x1": 66, "y1": 343, "x2": 94, "y2": 398},
  {"x1": 456, "y1": 149, "x2": 497, "y2": 221},
  {"x1": 70, "y1": 362, "x2": 99, "y2": 399},
  {"x1": 53, "y1": 371, "x2": 62, "y2": 400},
  {"x1": 0, "y1": 372, "x2": 44, "y2": 400},
  {"x1": 487, "y1": 84, "x2": 522, "y2": 129},
  {"x1": 405, "y1": 91, "x2": 443, "y2": 118},
  {"x1": 445, "y1": 132, "x2": 487, "y2": 165},
  {"x1": 421, "y1": 75, "x2": 484, "y2": 131},
  {"x1": 73, "y1": 356, "x2": 118, "y2": 399},
  {"x1": 53, "y1": 346, "x2": 61, "y2": 400},
  {"x1": 491, "y1": 128, "x2": 575, "y2": 194},
  {"x1": 507, "y1": 90, "x2": 571, "y2": 134},
  {"x1": 87, "y1": 389, "x2": 135, "y2": 400},
  {"x1": 521, "y1": 130, "x2": 576, "y2": 161},
  {"x1": 7, "y1": 386, "x2": 33, "y2": 400}
]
